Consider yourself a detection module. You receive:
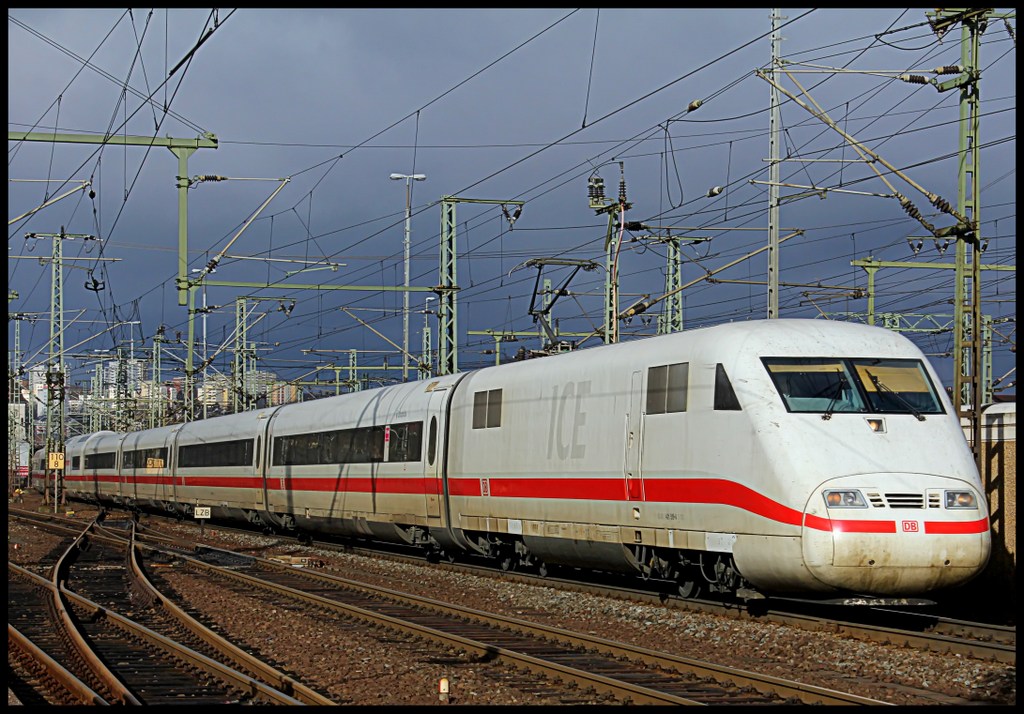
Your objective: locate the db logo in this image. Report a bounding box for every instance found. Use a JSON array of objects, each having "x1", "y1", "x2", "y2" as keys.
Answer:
[{"x1": 902, "y1": 520, "x2": 919, "y2": 533}]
